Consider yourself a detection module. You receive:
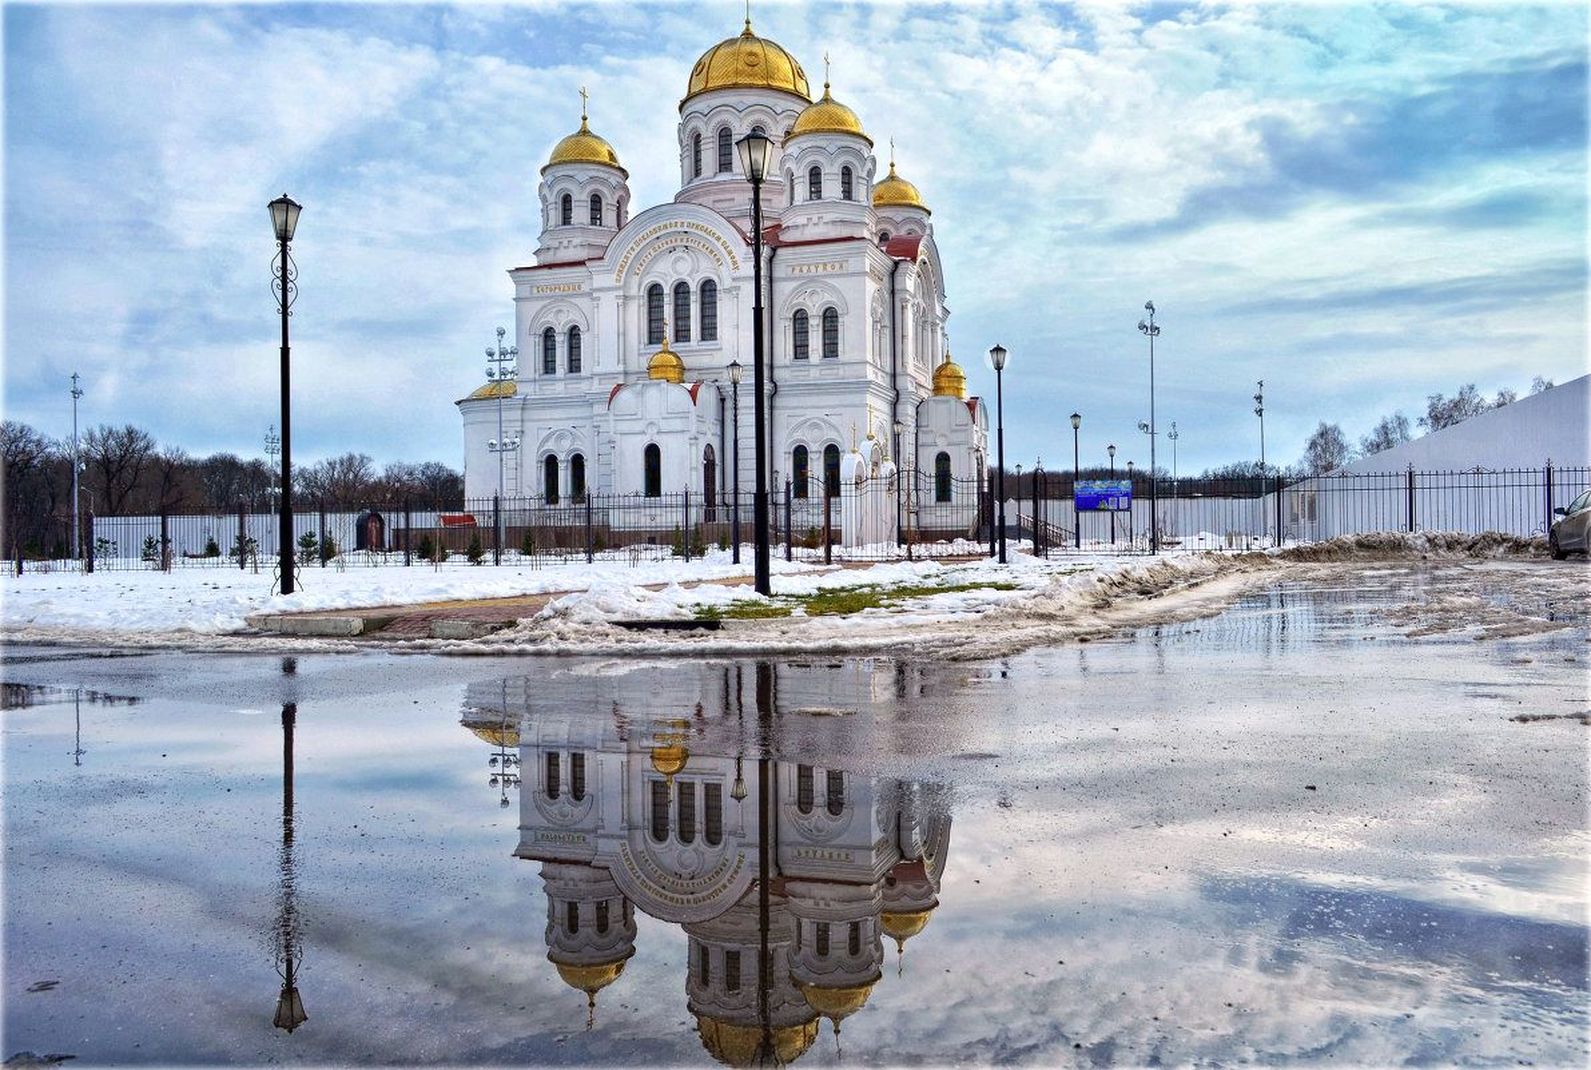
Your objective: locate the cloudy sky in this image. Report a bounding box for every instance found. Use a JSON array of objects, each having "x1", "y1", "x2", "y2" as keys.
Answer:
[{"x1": 5, "y1": 1, "x2": 1585, "y2": 474}]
